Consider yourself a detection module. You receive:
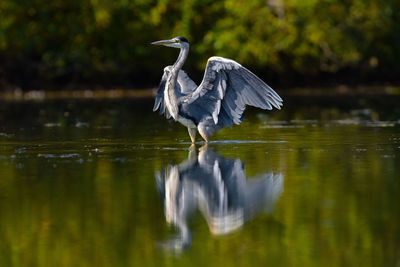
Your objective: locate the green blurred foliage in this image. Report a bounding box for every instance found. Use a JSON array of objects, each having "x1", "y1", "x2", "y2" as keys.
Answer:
[{"x1": 0, "y1": 0, "x2": 399, "y2": 89}]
